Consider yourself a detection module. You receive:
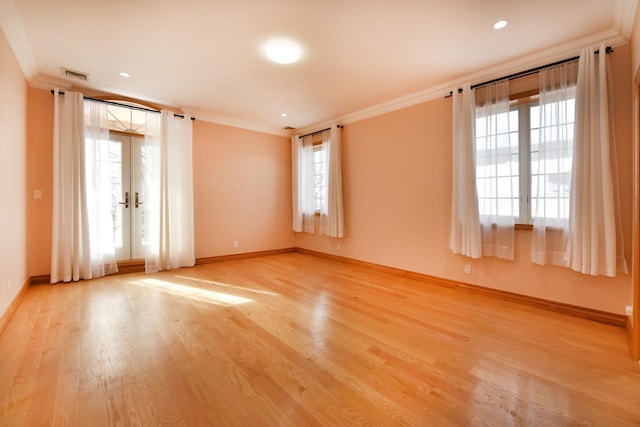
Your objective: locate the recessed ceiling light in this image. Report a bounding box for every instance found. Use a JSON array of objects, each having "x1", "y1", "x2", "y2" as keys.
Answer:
[
  {"x1": 119, "y1": 72, "x2": 130, "y2": 77},
  {"x1": 493, "y1": 20, "x2": 508, "y2": 30},
  {"x1": 281, "y1": 113, "x2": 287, "y2": 117},
  {"x1": 267, "y1": 41, "x2": 301, "y2": 64}
]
